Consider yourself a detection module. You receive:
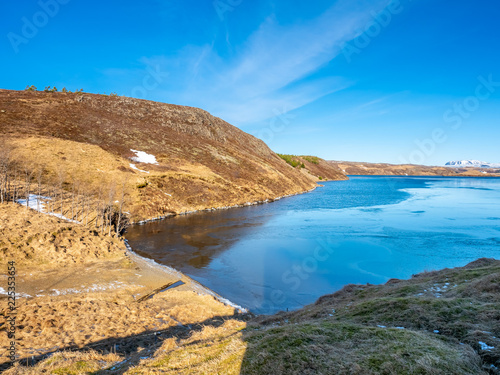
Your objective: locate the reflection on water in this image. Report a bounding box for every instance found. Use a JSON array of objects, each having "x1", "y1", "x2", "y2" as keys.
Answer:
[
  {"x1": 127, "y1": 209, "x2": 271, "y2": 271},
  {"x1": 125, "y1": 177, "x2": 500, "y2": 314}
]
